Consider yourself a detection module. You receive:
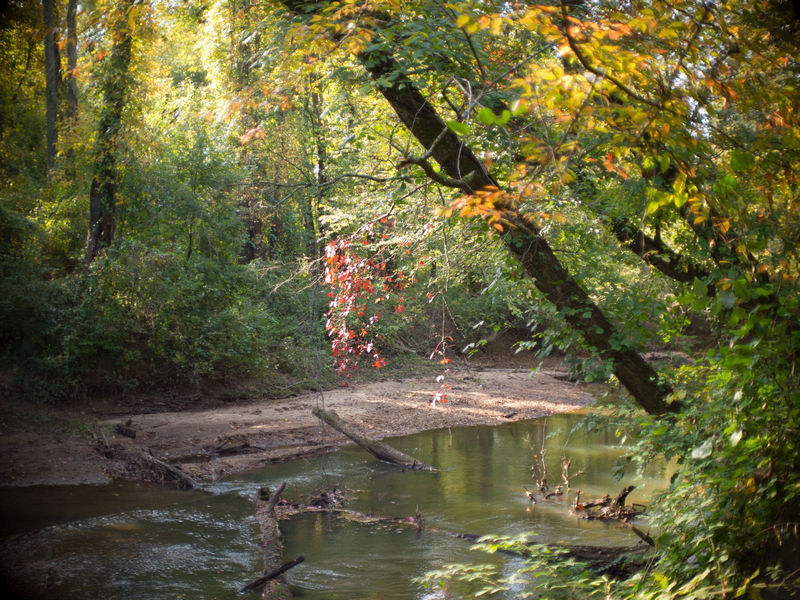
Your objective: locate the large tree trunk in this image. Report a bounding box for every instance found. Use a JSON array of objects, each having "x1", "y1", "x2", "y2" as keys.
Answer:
[
  {"x1": 279, "y1": 1, "x2": 673, "y2": 415},
  {"x1": 43, "y1": 0, "x2": 60, "y2": 172},
  {"x1": 85, "y1": 0, "x2": 134, "y2": 263}
]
